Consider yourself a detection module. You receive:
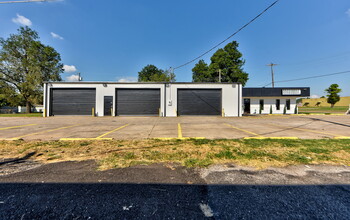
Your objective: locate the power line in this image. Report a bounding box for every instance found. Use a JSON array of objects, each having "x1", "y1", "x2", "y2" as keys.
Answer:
[
  {"x1": 260, "y1": 70, "x2": 350, "y2": 87},
  {"x1": 173, "y1": 0, "x2": 280, "y2": 70},
  {"x1": 0, "y1": 0, "x2": 48, "y2": 4}
]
